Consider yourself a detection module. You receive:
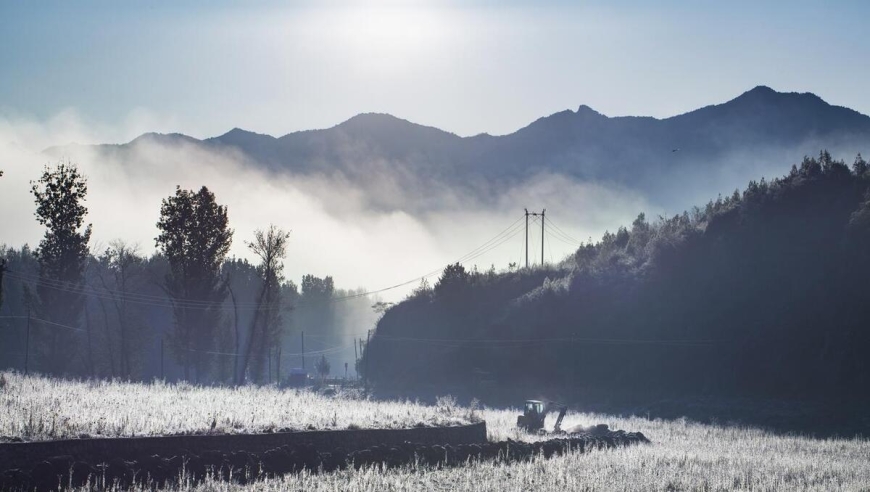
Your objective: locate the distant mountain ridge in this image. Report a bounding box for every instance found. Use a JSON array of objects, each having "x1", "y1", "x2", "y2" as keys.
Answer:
[{"x1": 48, "y1": 86, "x2": 870, "y2": 213}]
